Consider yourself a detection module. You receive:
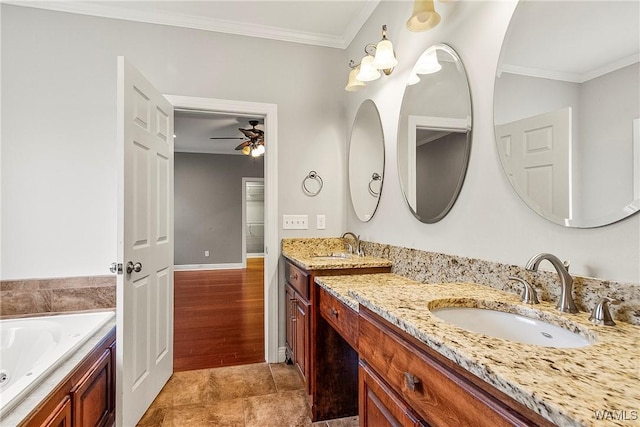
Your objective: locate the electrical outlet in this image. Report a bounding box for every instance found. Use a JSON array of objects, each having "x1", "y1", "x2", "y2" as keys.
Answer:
[
  {"x1": 283, "y1": 215, "x2": 308, "y2": 230},
  {"x1": 205, "y1": 250, "x2": 210, "y2": 257},
  {"x1": 316, "y1": 215, "x2": 326, "y2": 230}
]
